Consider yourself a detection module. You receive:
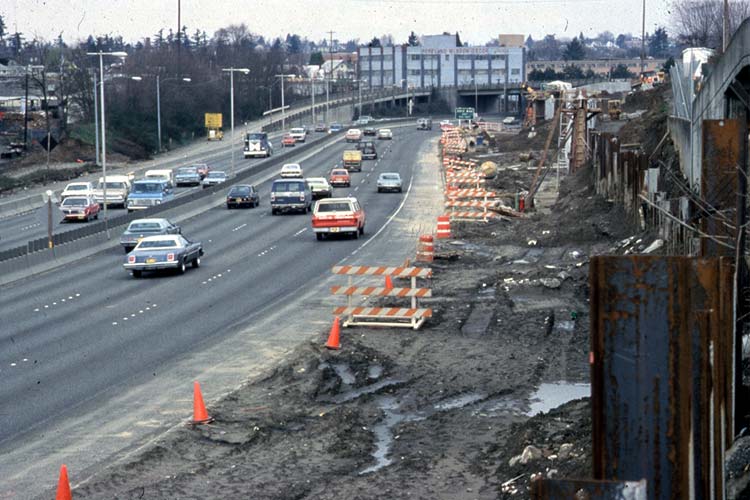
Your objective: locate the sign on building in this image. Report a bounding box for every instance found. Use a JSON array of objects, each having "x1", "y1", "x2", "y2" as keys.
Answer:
[{"x1": 455, "y1": 107, "x2": 475, "y2": 120}]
